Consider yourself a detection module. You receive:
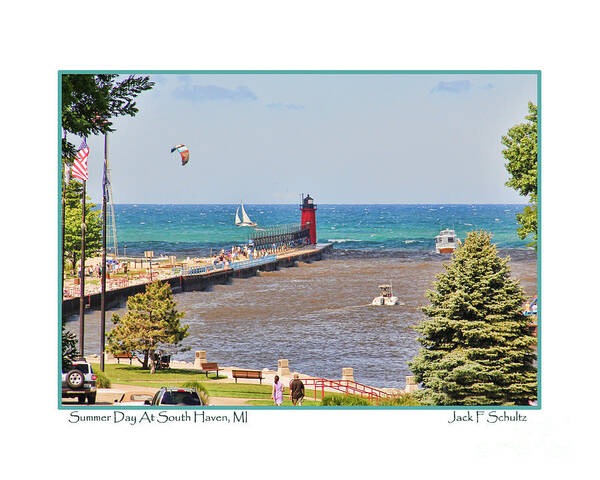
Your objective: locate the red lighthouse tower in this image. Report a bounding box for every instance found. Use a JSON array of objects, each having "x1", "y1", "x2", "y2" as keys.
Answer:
[{"x1": 300, "y1": 194, "x2": 317, "y2": 244}]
